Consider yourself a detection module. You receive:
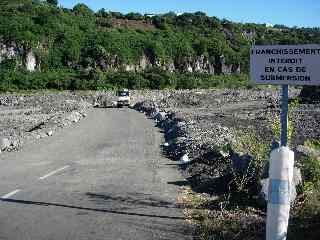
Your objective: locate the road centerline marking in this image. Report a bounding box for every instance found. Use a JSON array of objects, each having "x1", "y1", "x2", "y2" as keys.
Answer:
[
  {"x1": 1, "y1": 189, "x2": 21, "y2": 199},
  {"x1": 39, "y1": 165, "x2": 70, "y2": 180}
]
